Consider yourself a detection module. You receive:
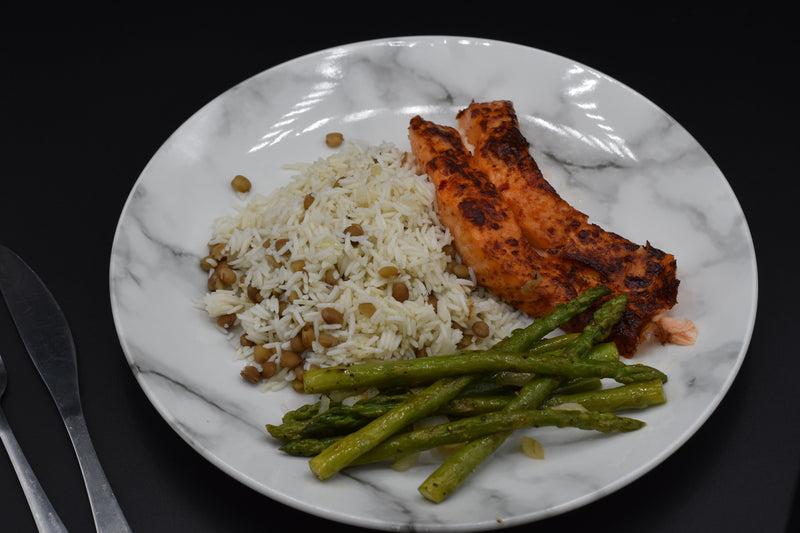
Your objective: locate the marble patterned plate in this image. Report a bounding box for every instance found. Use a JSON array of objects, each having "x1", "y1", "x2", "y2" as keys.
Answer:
[{"x1": 109, "y1": 36, "x2": 757, "y2": 531}]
